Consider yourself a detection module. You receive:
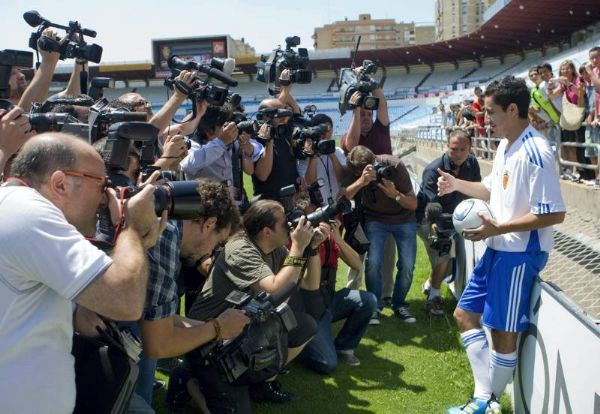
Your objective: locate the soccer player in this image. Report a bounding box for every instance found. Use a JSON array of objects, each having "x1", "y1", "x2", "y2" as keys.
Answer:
[{"x1": 437, "y1": 76, "x2": 566, "y2": 414}]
